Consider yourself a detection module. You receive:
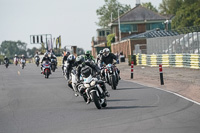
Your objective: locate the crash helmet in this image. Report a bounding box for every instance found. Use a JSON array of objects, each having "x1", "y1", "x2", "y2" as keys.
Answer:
[
  {"x1": 76, "y1": 55, "x2": 85, "y2": 65},
  {"x1": 15, "y1": 54, "x2": 17, "y2": 57},
  {"x1": 4, "y1": 56, "x2": 7, "y2": 58},
  {"x1": 85, "y1": 51, "x2": 91, "y2": 57},
  {"x1": 99, "y1": 50, "x2": 103, "y2": 55},
  {"x1": 22, "y1": 54, "x2": 24, "y2": 57},
  {"x1": 67, "y1": 54, "x2": 75, "y2": 62},
  {"x1": 103, "y1": 48, "x2": 110, "y2": 57},
  {"x1": 44, "y1": 53, "x2": 48, "y2": 57}
]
